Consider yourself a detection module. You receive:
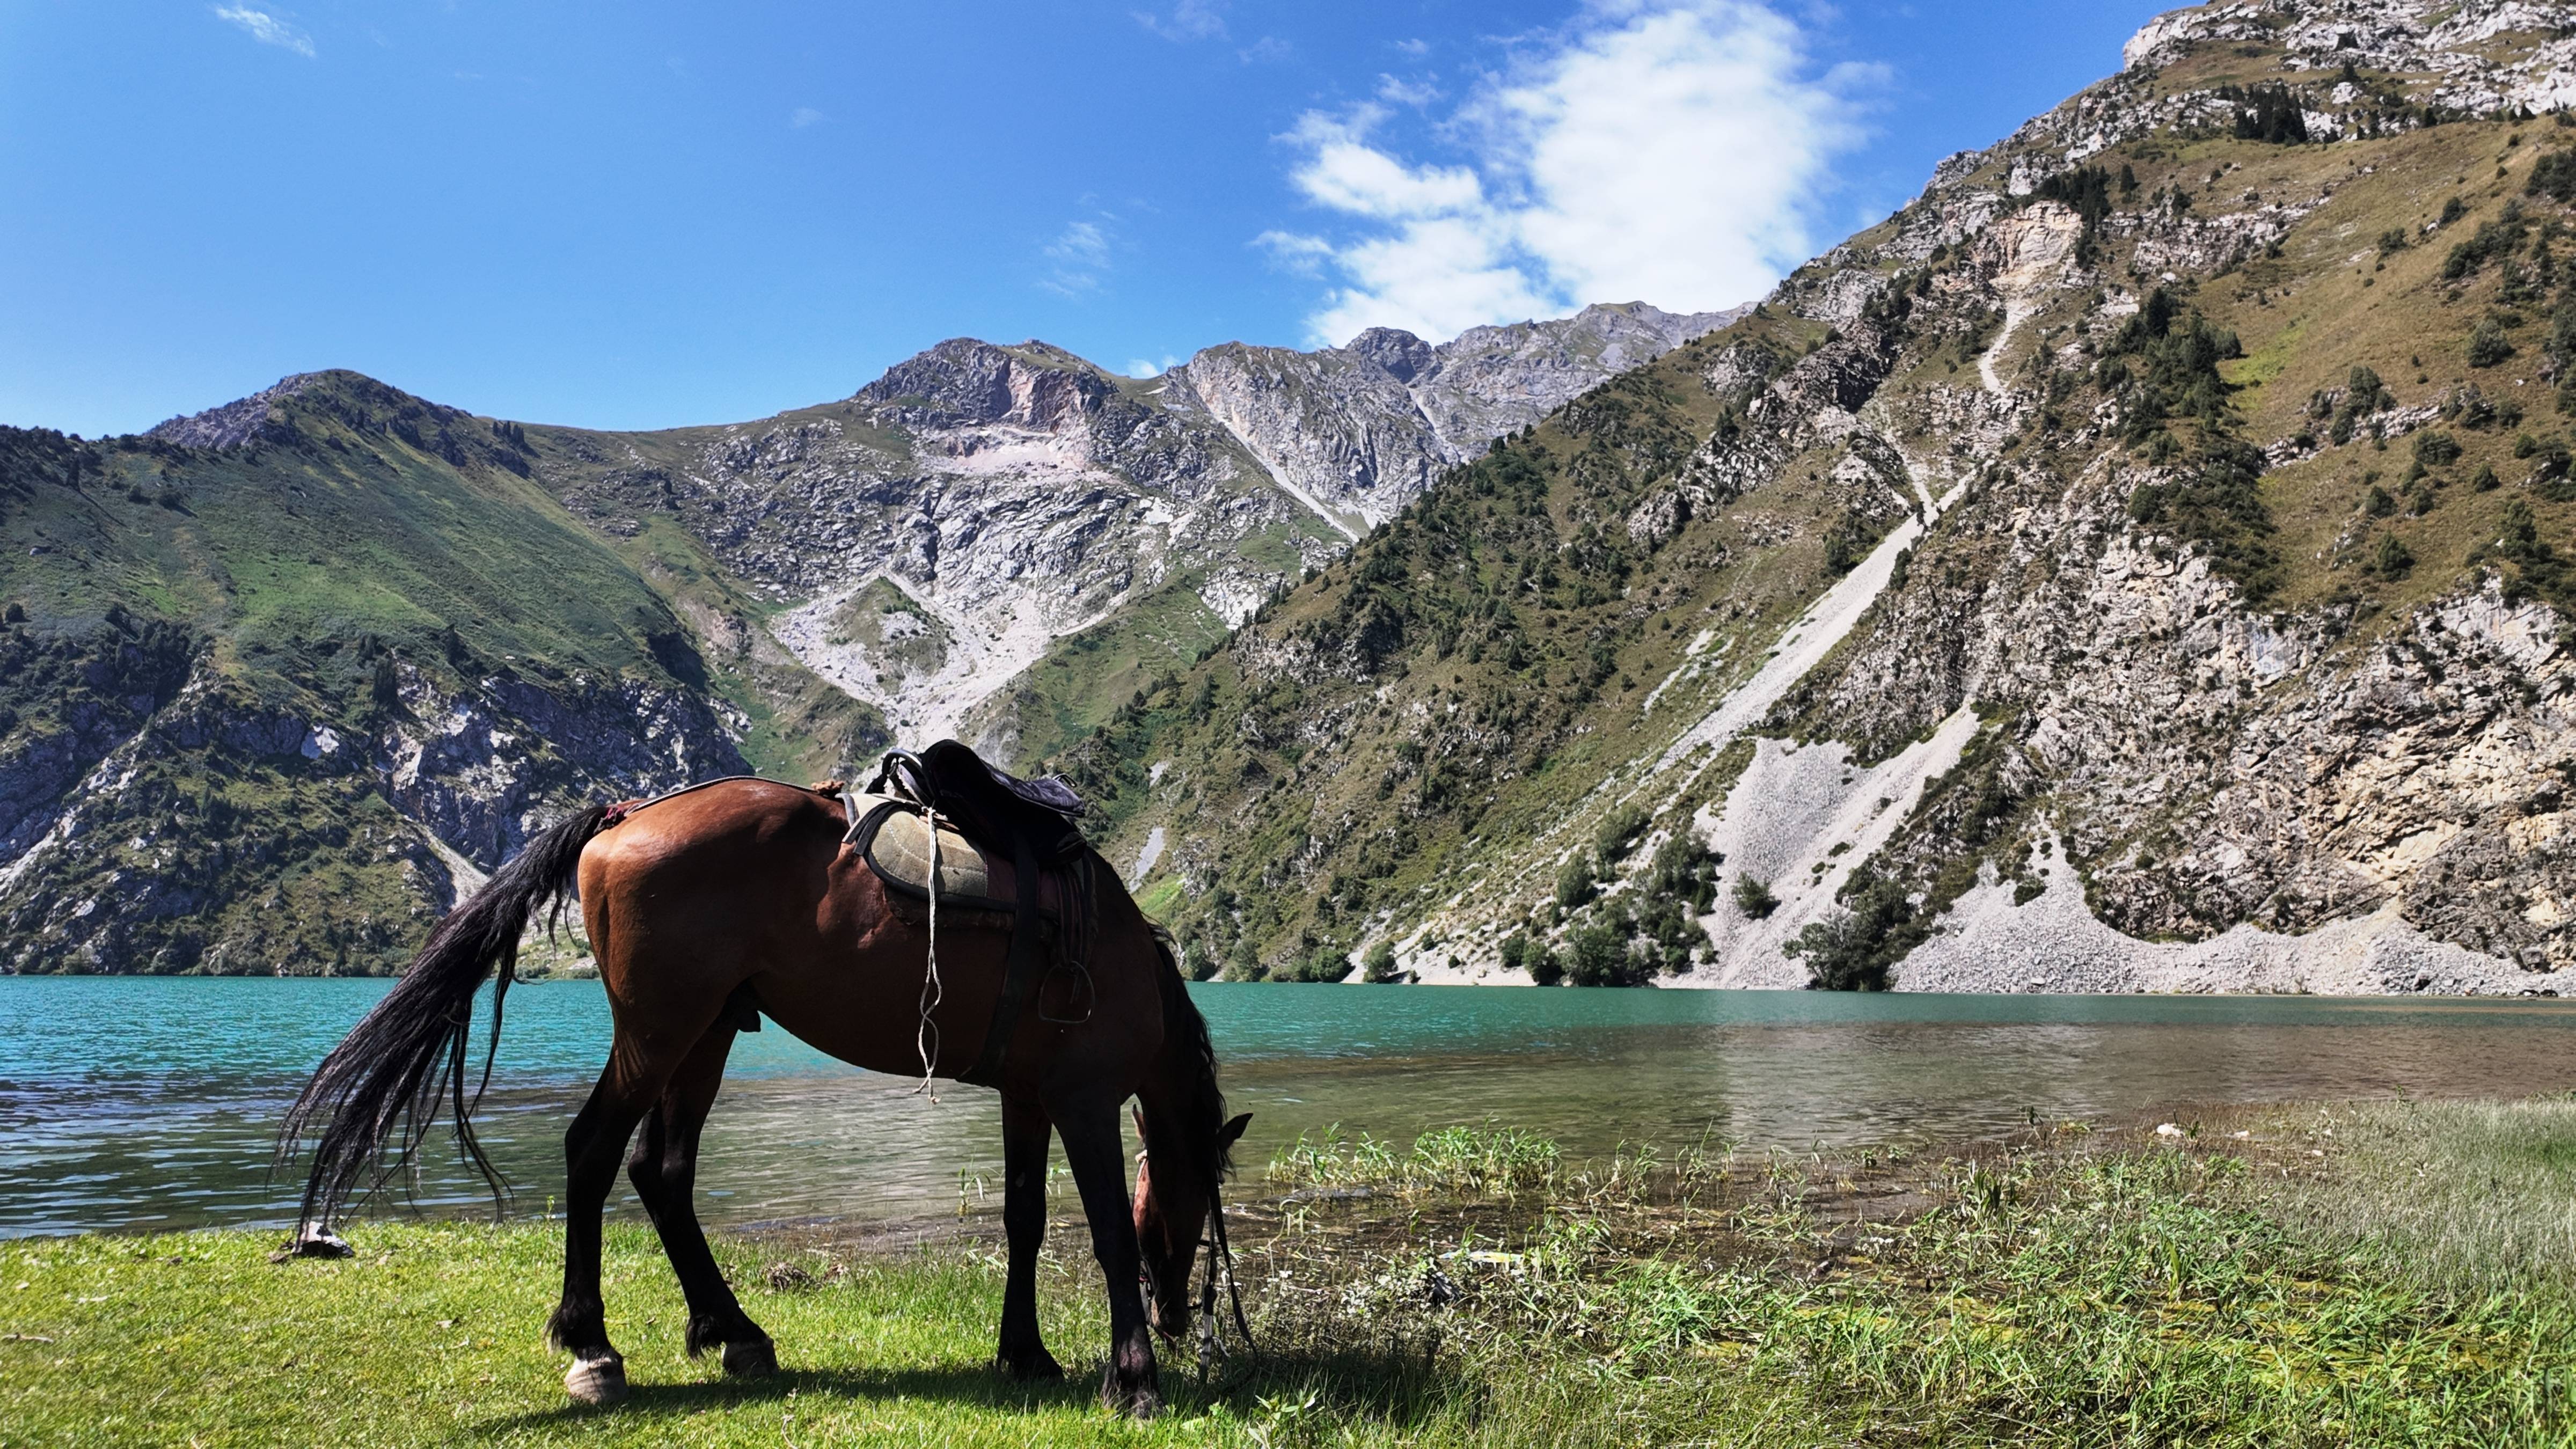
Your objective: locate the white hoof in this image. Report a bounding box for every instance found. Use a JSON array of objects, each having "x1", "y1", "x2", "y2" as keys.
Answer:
[{"x1": 565, "y1": 1350, "x2": 628, "y2": 1406}]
